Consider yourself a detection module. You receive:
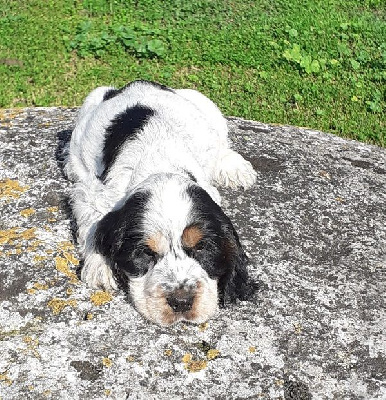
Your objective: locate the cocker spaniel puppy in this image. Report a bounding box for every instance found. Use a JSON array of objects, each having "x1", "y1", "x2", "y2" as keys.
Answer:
[{"x1": 65, "y1": 80, "x2": 257, "y2": 325}]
